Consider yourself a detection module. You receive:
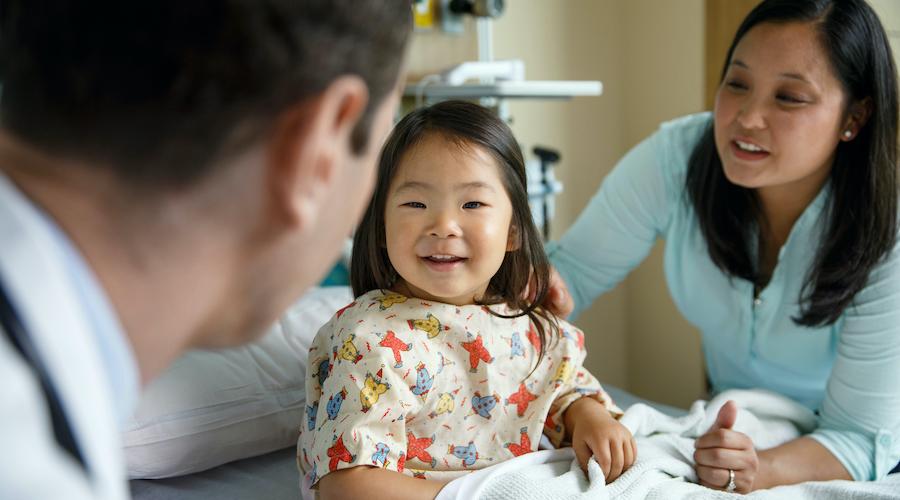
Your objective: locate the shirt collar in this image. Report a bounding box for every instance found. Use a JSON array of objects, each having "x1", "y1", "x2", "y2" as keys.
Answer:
[{"x1": 22, "y1": 183, "x2": 139, "y2": 425}]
